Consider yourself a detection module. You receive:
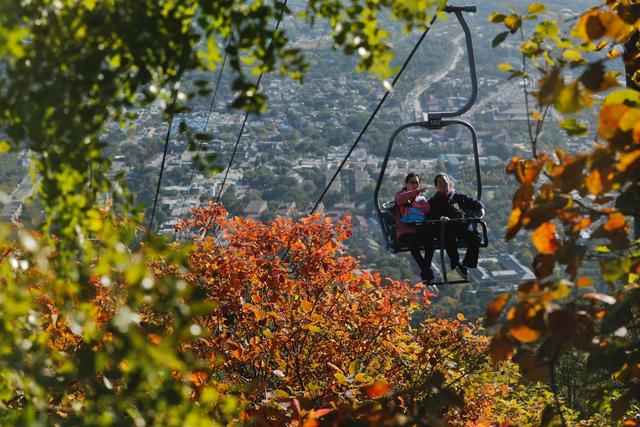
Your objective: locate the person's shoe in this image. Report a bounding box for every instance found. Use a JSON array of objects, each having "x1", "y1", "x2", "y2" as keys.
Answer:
[
  {"x1": 420, "y1": 268, "x2": 435, "y2": 285},
  {"x1": 454, "y1": 264, "x2": 468, "y2": 280}
]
